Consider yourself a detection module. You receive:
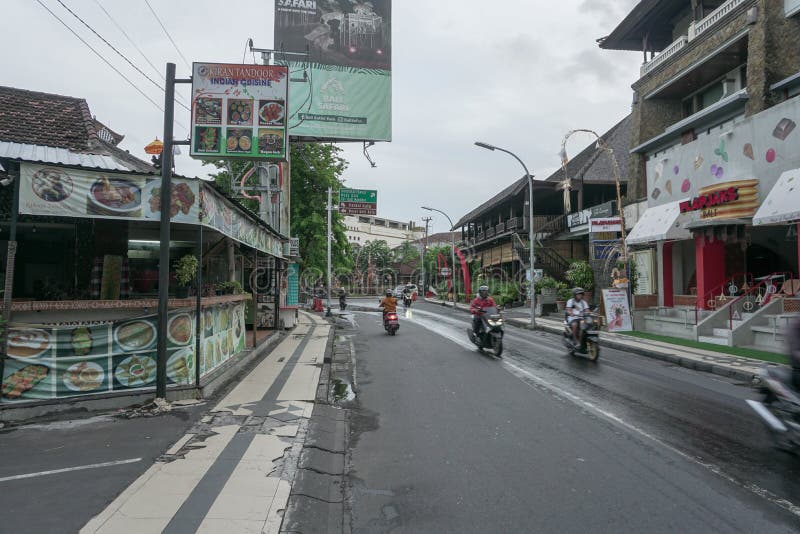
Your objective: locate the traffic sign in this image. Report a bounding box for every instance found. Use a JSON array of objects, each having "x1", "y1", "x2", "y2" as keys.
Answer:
[
  {"x1": 340, "y1": 202, "x2": 377, "y2": 215},
  {"x1": 340, "y1": 188, "x2": 377, "y2": 203}
]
